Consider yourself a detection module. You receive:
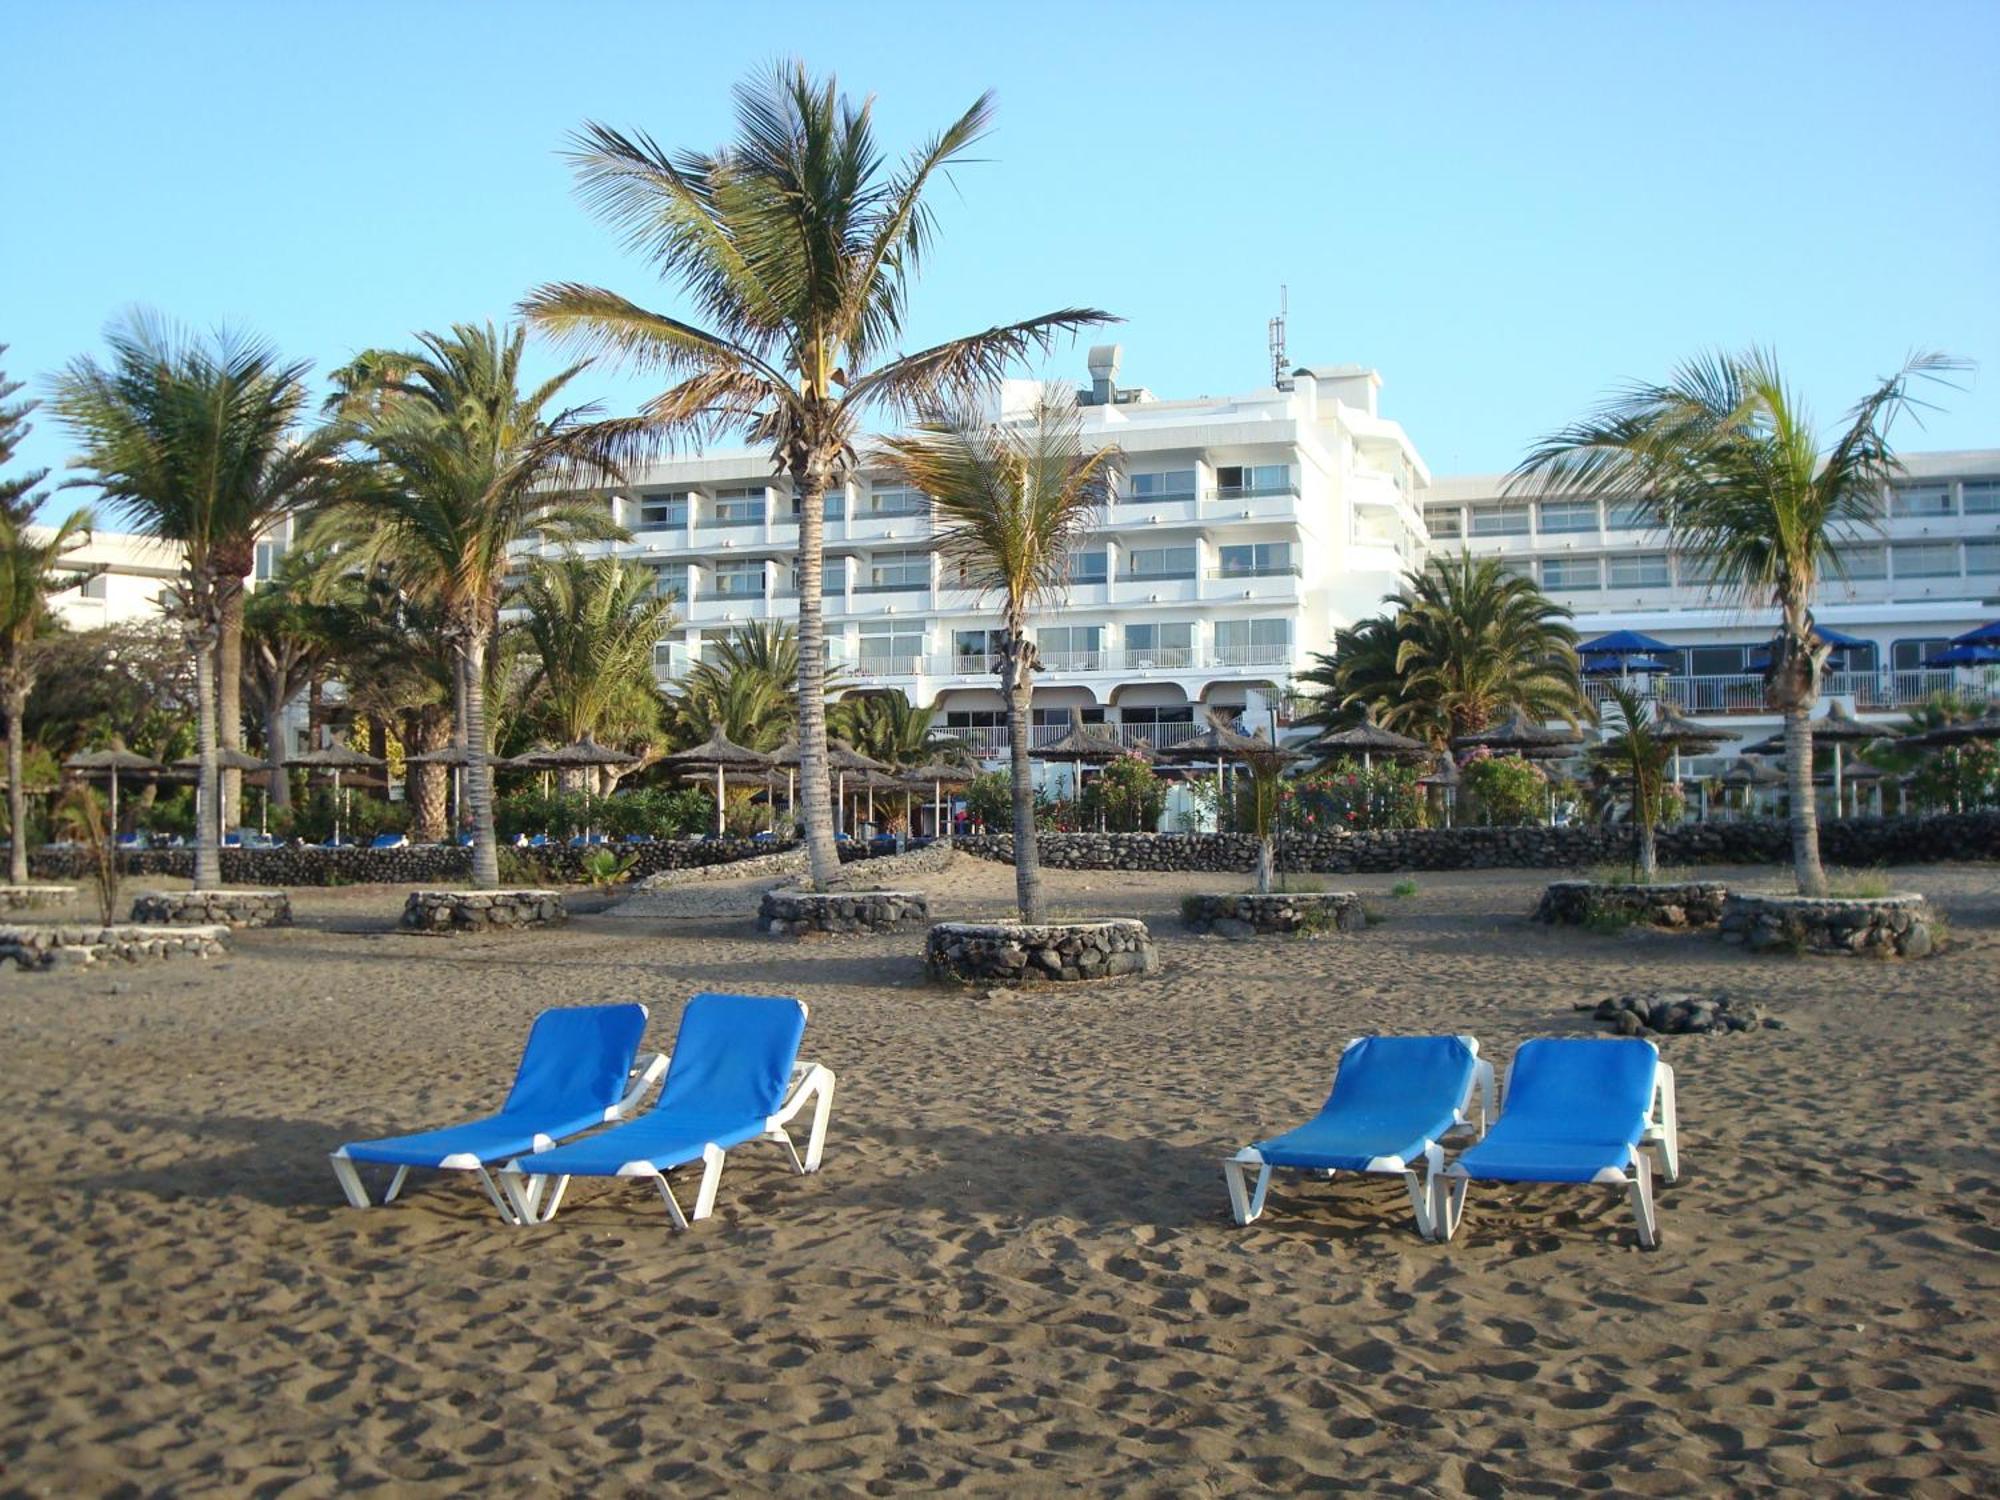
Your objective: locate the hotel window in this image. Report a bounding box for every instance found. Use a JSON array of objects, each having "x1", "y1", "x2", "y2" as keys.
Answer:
[
  {"x1": 1605, "y1": 498, "x2": 1655, "y2": 531},
  {"x1": 708, "y1": 486, "x2": 765, "y2": 526},
  {"x1": 1033, "y1": 706, "x2": 1106, "y2": 727},
  {"x1": 1037, "y1": 625, "x2": 1103, "y2": 669},
  {"x1": 650, "y1": 563, "x2": 690, "y2": 602},
  {"x1": 1606, "y1": 552, "x2": 1670, "y2": 589},
  {"x1": 1892, "y1": 542, "x2": 1959, "y2": 579},
  {"x1": 80, "y1": 573, "x2": 109, "y2": 600},
  {"x1": 1537, "y1": 498, "x2": 1599, "y2": 534},
  {"x1": 866, "y1": 550, "x2": 930, "y2": 591},
  {"x1": 1892, "y1": 638, "x2": 1948, "y2": 672},
  {"x1": 1213, "y1": 463, "x2": 1290, "y2": 498},
  {"x1": 1126, "y1": 468, "x2": 1197, "y2": 502},
  {"x1": 1962, "y1": 480, "x2": 2000, "y2": 514},
  {"x1": 1213, "y1": 617, "x2": 1291, "y2": 663},
  {"x1": 1067, "y1": 550, "x2": 1108, "y2": 585},
  {"x1": 711, "y1": 559, "x2": 766, "y2": 598},
  {"x1": 253, "y1": 540, "x2": 284, "y2": 582},
  {"x1": 954, "y1": 629, "x2": 1004, "y2": 669},
  {"x1": 1125, "y1": 622, "x2": 1193, "y2": 667},
  {"x1": 1835, "y1": 546, "x2": 1887, "y2": 581},
  {"x1": 859, "y1": 483, "x2": 928, "y2": 518},
  {"x1": 1888, "y1": 483, "x2": 1954, "y2": 518},
  {"x1": 1217, "y1": 541, "x2": 1294, "y2": 577},
  {"x1": 787, "y1": 558, "x2": 845, "y2": 595},
  {"x1": 1124, "y1": 545, "x2": 1197, "y2": 581},
  {"x1": 1966, "y1": 538, "x2": 2000, "y2": 575},
  {"x1": 1688, "y1": 645, "x2": 1747, "y2": 676},
  {"x1": 1468, "y1": 502, "x2": 1530, "y2": 537},
  {"x1": 638, "y1": 494, "x2": 688, "y2": 529},
  {"x1": 1425, "y1": 506, "x2": 1463, "y2": 539},
  {"x1": 1674, "y1": 553, "x2": 1721, "y2": 586},
  {"x1": 786, "y1": 492, "x2": 842, "y2": 522},
  {"x1": 697, "y1": 629, "x2": 736, "y2": 662},
  {"x1": 1540, "y1": 557, "x2": 1601, "y2": 591},
  {"x1": 858, "y1": 622, "x2": 923, "y2": 670}
]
